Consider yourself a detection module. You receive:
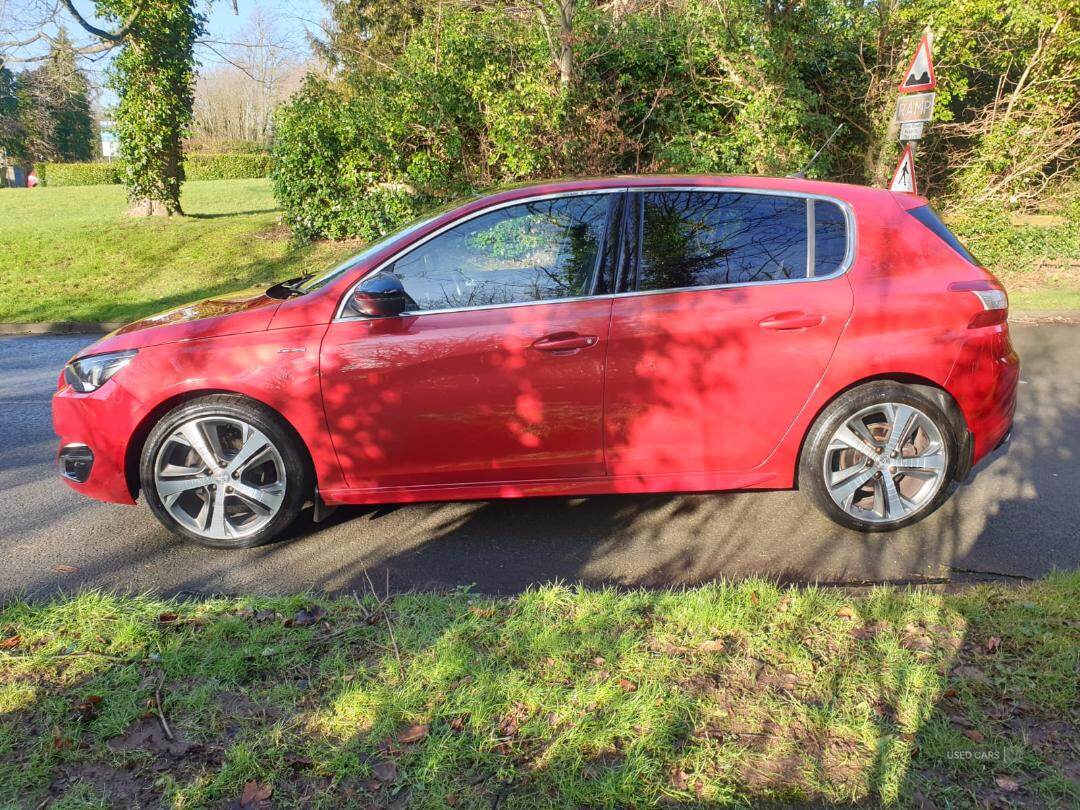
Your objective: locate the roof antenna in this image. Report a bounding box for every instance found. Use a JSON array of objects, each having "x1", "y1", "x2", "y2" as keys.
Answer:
[{"x1": 788, "y1": 123, "x2": 844, "y2": 179}]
